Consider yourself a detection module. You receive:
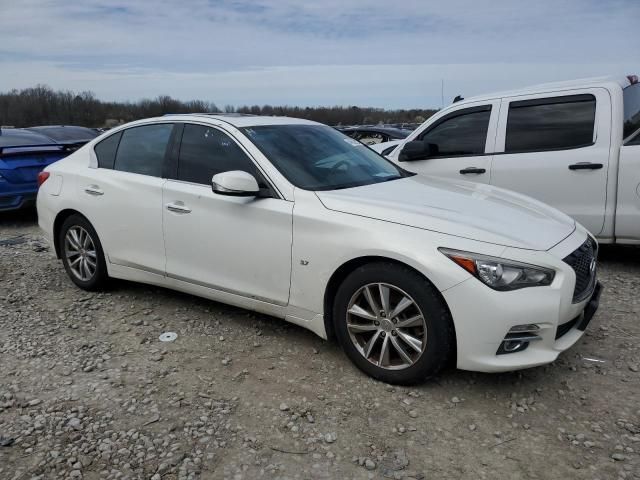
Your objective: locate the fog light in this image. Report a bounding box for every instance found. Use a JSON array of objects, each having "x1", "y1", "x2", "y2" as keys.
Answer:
[
  {"x1": 503, "y1": 340, "x2": 526, "y2": 352},
  {"x1": 497, "y1": 325, "x2": 542, "y2": 355}
]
